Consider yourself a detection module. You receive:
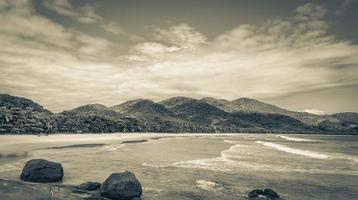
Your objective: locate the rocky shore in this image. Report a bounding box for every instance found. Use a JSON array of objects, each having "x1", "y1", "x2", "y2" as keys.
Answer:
[{"x1": 0, "y1": 158, "x2": 281, "y2": 200}]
